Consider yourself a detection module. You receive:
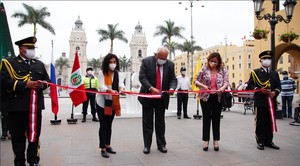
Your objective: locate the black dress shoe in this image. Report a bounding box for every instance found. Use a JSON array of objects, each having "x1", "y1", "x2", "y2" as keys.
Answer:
[
  {"x1": 183, "y1": 116, "x2": 191, "y2": 119},
  {"x1": 106, "y1": 147, "x2": 116, "y2": 154},
  {"x1": 265, "y1": 142, "x2": 280, "y2": 150},
  {"x1": 92, "y1": 117, "x2": 99, "y2": 122},
  {"x1": 257, "y1": 142, "x2": 264, "y2": 150},
  {"x1": 143, "y1": 147, "x2": 150, "y2": 154},
  {"x1": 158, "y1": 146, "x2": 168, "y2": 153},
  {"x1": 177, "y1": 116, "x2": 181, "y2": 119},
  {"x1": 101, "y1": 150, "x2": 109, "y2": 158},
  {"x1": 203, "y1": 146, "x2": 208, "y2": 151}
]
